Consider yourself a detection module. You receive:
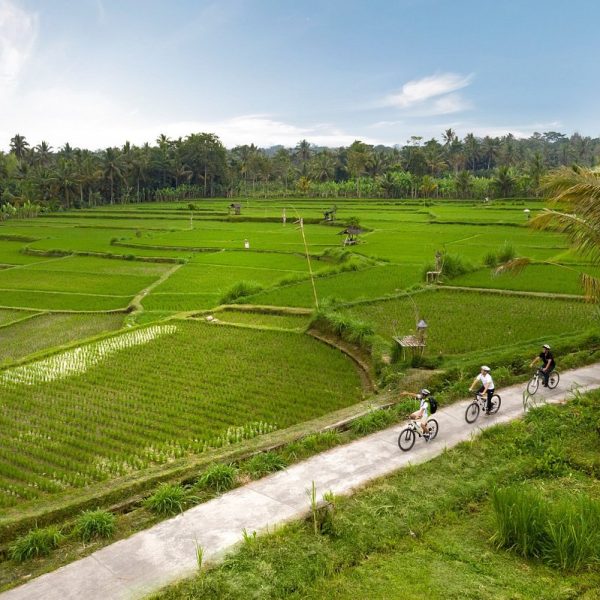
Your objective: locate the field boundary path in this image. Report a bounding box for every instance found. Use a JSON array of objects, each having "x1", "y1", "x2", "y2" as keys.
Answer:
[
  {"x1": 3, "y1": 363, "x2": 600, "y2": 600},
  {"x1": 440, "y1": 284, "x2": 585, "y2": 300},
  {"x1": 130, "y1": 263, "x2": 183, "y2": 313}
]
